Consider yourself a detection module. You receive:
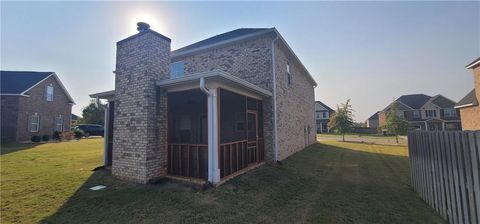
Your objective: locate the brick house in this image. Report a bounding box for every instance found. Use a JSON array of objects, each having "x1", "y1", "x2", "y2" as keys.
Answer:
[
  {"x1": 90, "y1": 23, "x2": 317, "y2": 184},
  {"x1": 455, "y1": 57, "x2": 480, "y2": 130},
  {"x1": 366, "y1": 112, "x2": 380, "y2": 128},
  {"x1": 378, "y1": 94, "x2": 461, "y2": 131},
  {"x1": 1, "y1": 71, "x2": 74, "y2": 142},
  {"x1": 314, "y1": 101, "x2": 334, "y2": 133}
]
